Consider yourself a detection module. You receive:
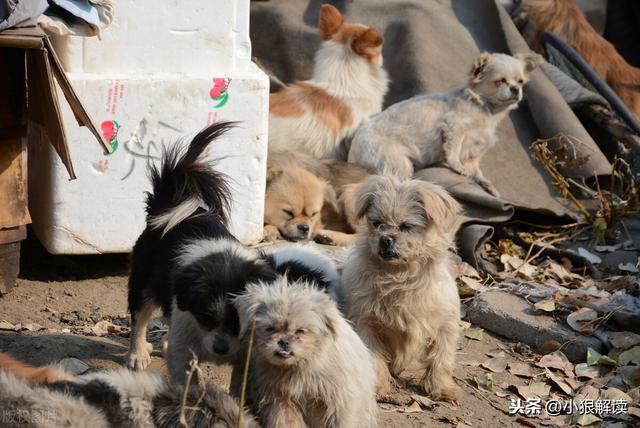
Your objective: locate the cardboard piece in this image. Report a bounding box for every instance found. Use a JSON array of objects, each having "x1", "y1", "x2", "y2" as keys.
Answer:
[{"x1": 0, "y1": 27, "x2": 109, "y2": 179}]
